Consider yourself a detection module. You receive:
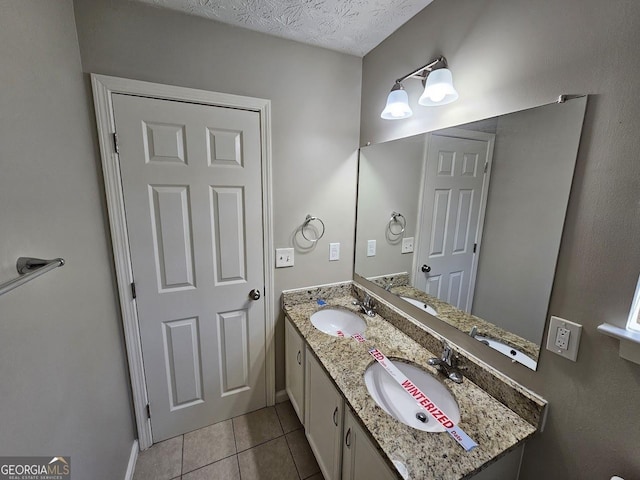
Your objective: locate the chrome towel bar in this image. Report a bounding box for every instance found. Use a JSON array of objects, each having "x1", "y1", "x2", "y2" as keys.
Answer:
[{"x1": 0, "y1": 257, "x2": 65, "y2": 297}]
